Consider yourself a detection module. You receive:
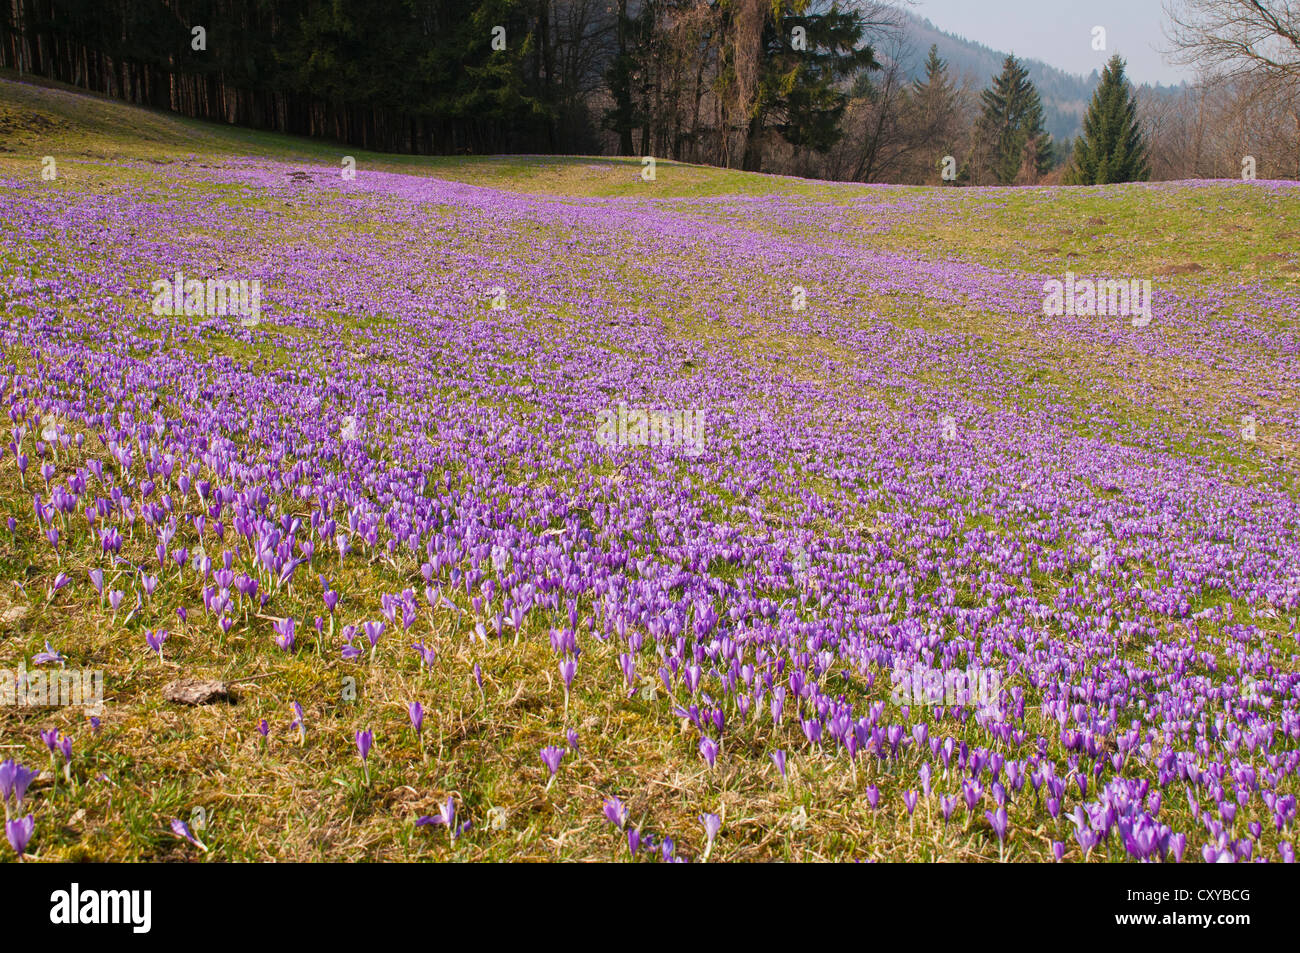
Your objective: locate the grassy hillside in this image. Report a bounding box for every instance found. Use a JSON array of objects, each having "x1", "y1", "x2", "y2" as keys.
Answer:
[{"x1": 1, "y1": 74, "x2": 1298, "y2": 863}]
